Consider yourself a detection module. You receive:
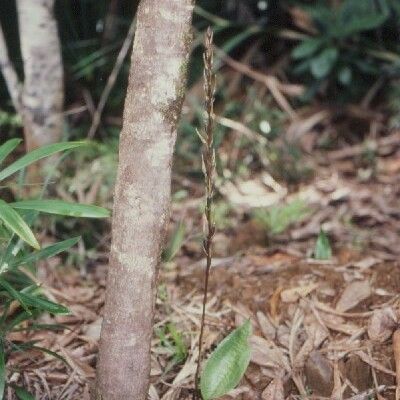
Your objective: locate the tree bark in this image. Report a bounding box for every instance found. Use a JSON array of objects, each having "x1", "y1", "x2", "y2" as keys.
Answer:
[
  {"x1": 16, "y1": 0, "x2": 64, "y2": 151},
  {"x1": 0, "y1": 26, "x2": 22, "y2": 114},
  {"x1": 94, "y1": 1, "x2": 194, "y2": 399}
]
